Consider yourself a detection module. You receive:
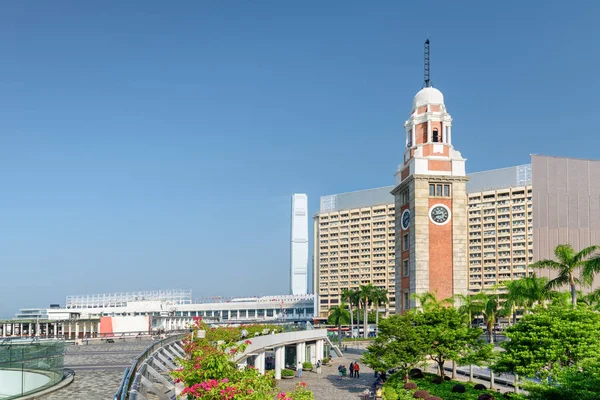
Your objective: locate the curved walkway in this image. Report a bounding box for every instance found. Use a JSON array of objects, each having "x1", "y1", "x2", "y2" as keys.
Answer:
[
  {"x1": 278, "y1": 350, "x2": 375, "y2": 399},
  {"x1": 40, "y1": 339, "x2": 152, "y2": 400}
]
